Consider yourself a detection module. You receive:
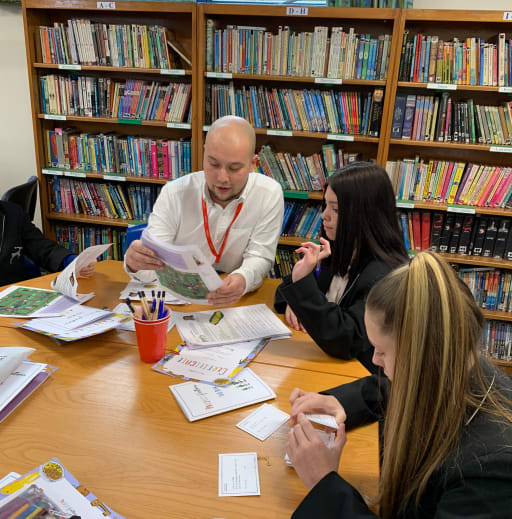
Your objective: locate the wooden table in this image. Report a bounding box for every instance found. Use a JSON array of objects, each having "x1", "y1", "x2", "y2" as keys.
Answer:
[{"x1": 0, "y1": 262, "x2": 378, "y2": 519}]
